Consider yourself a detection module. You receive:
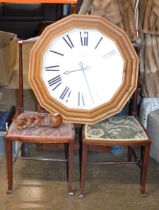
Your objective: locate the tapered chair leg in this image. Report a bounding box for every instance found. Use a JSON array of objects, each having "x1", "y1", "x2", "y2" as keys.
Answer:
[
  {"x1": 140, "y1": 145, "x2": 144, "y2": 163},
  {"x1": 140, "y1": 143, "x2": 151, "y2": 195},
  {"x1": 79, "y1": 143, "x2": 88, "y2": 198},
  {"x1": 67, "y1": 142, "x2": 74, "y2": 195},
  {"x1": 21, "y1": 143, "x2": 25, "y2": 157},
  {"x1": 128, "y1": 146, "x2": 133, "y2": 161},
  {"x1": 6, "y1": 140, "x2": 13, "y2": 194}
]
